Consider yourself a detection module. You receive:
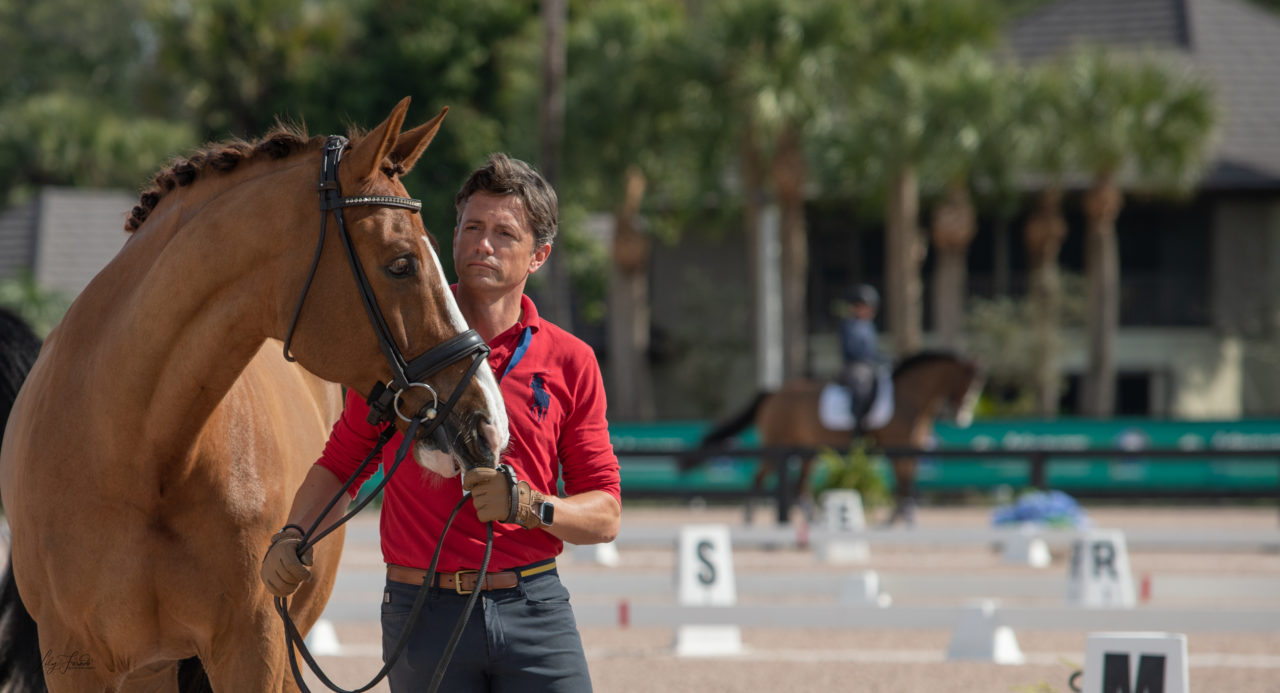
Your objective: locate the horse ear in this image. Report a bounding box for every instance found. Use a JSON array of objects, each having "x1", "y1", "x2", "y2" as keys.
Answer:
[
  {"x1": 391, "y1": 106, "x2": 448, "y2": 175},
  {"x1": 347, "y1": 97, "x2": 412, "y2": 182}
]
